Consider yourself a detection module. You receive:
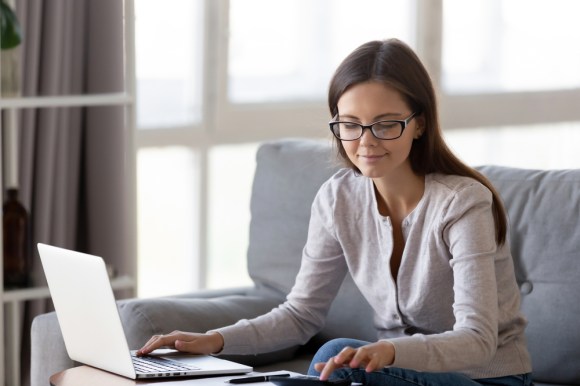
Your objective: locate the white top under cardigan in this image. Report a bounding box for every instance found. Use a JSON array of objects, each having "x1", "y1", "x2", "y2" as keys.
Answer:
[{"x1": 213, "y1": 169, "x2": 532, "y2": 379}]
